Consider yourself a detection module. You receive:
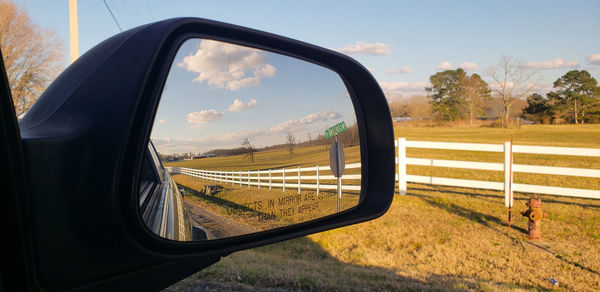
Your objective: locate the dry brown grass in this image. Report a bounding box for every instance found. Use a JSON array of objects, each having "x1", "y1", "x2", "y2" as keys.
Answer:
[
  {"x1": 168, "y1": 124, "x2": 600, "y2": 291},
  {"x1": 171, "y1": 184, "x2": 600, "y2": 291},
  {"x1": 174, "y1": 174, "x2": 360, "y2": 234}
]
